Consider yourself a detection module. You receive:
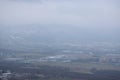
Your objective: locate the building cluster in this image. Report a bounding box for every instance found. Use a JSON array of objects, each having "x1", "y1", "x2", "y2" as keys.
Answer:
[
  {"x1": 99, "y1": 54, "x2": 120, "y2": 63},
  {"x1": 0, "y1": 70, "x2": 12, "y2": 80}
]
